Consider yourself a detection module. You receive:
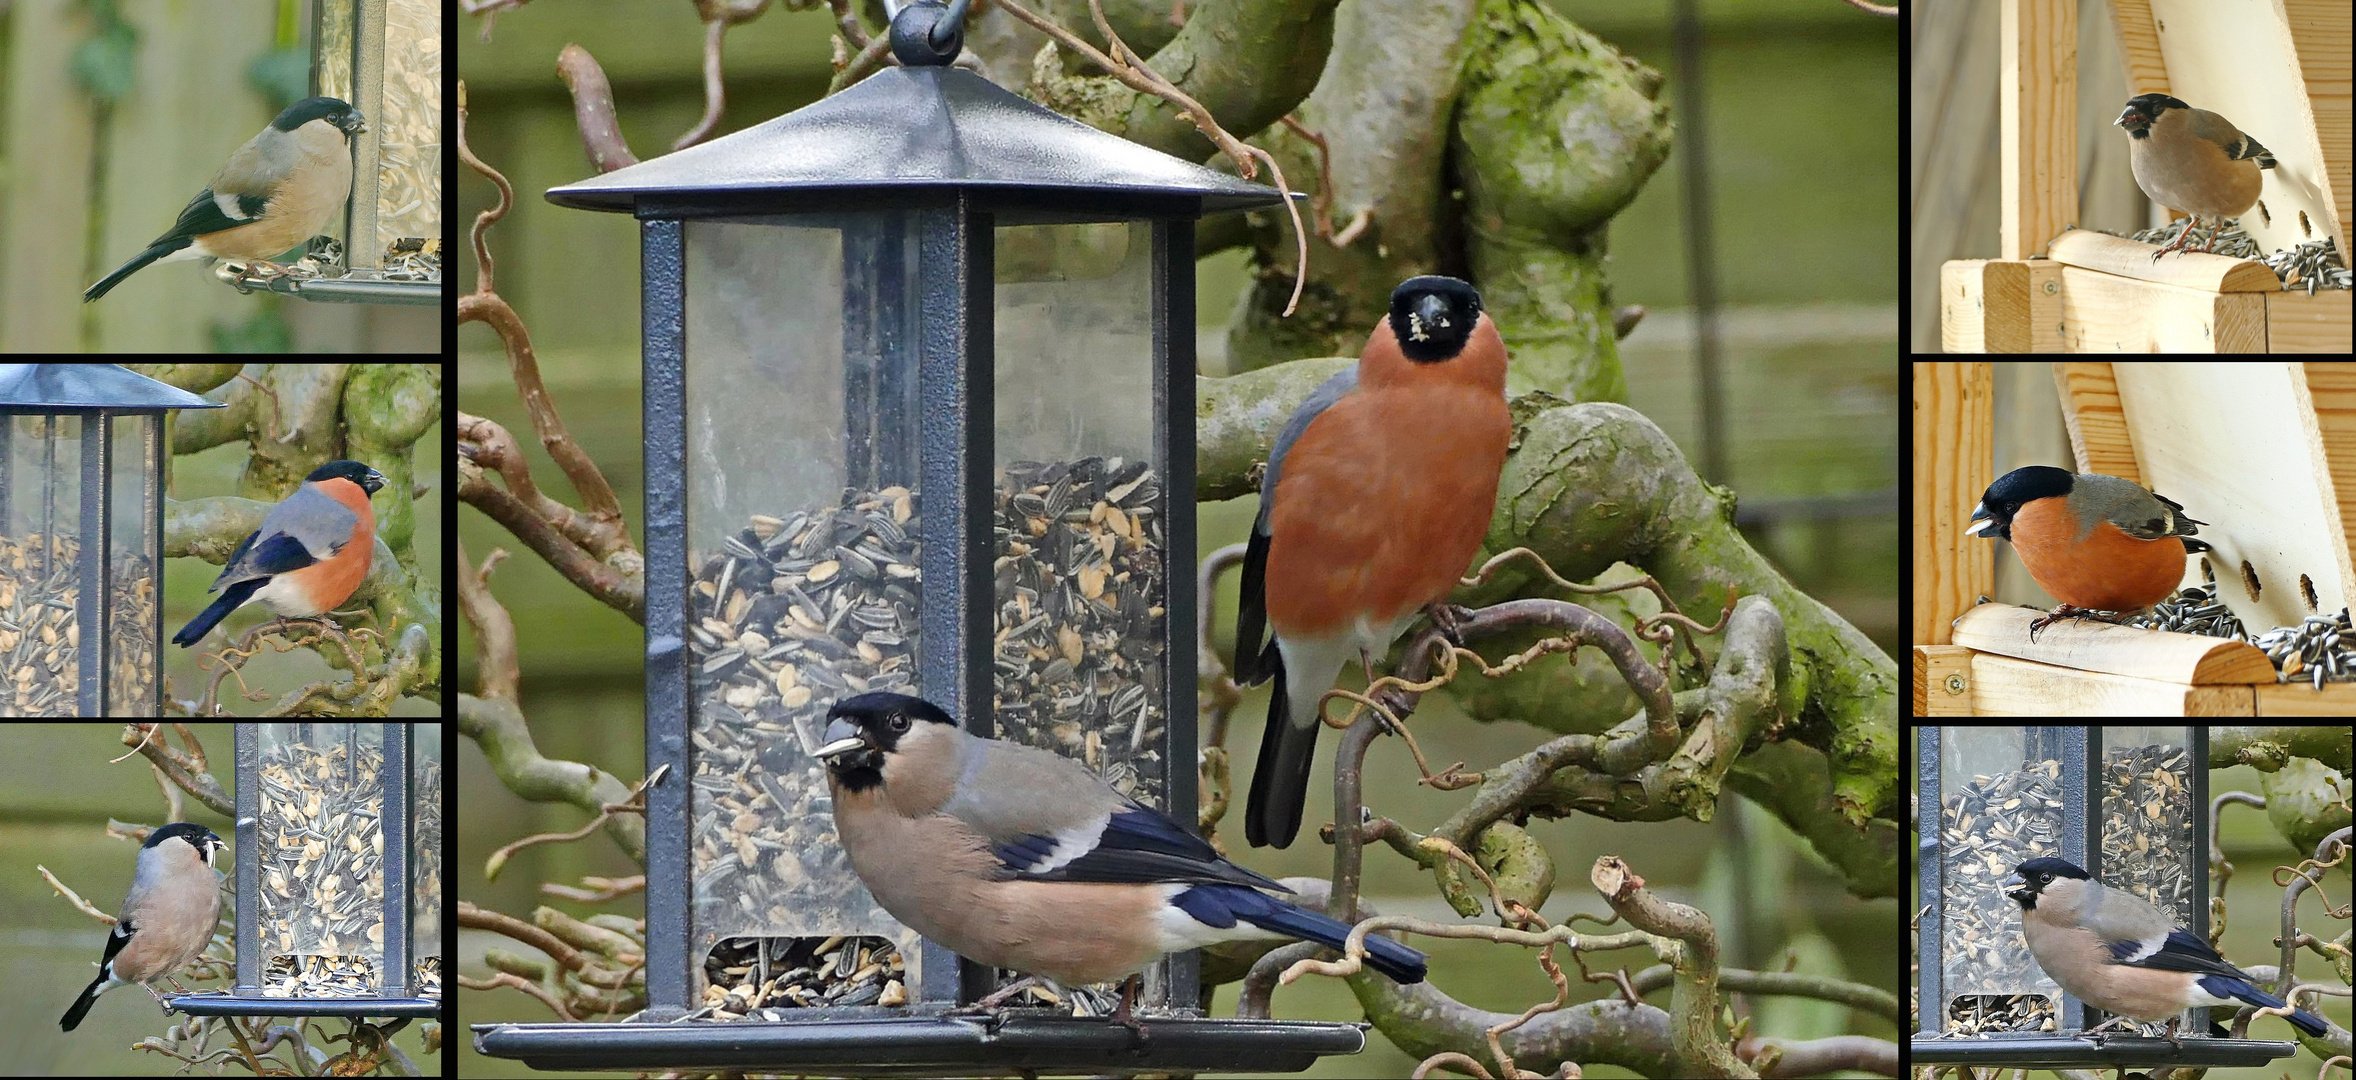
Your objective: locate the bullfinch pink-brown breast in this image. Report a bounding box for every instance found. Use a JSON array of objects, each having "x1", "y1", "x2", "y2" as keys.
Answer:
[
  {"x1": 1233, "y1": 276, "x2": 1512, "y2": 848},
  {"x1": 813, "y1": 691, "x2": 1428, "y2": 1000},
  {"x1": 171, "y1": 460, "x2": 386, "y2": 648},
  {"x1": 59, "y1": 823, "x2": 227, "y2": 1031},
  {"x1": 83, "y1": 97, "x2": 367, "y2": 302}
]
